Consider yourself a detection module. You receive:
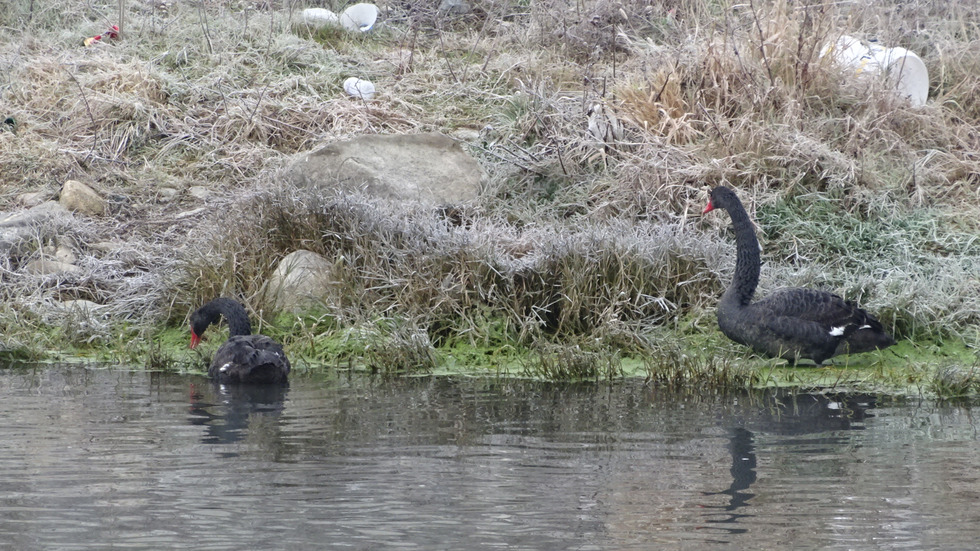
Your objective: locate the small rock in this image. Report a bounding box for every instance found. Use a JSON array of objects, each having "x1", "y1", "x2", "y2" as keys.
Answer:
[
  {"x1": 60, "y1": 180, "x2": 106, "y2": 216},
  {"x1": 269, "y1": 250, "x2": 336, "y2": 311},
  {"x1": 23, "y1": 259, "x2": 82, "y2": 275},
  {"x1": 187, "y1": 186, "x2": 211, "y2": 200},
  {"x1": 157, "y1": 187, "x2": 179, "y2": 202}
]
